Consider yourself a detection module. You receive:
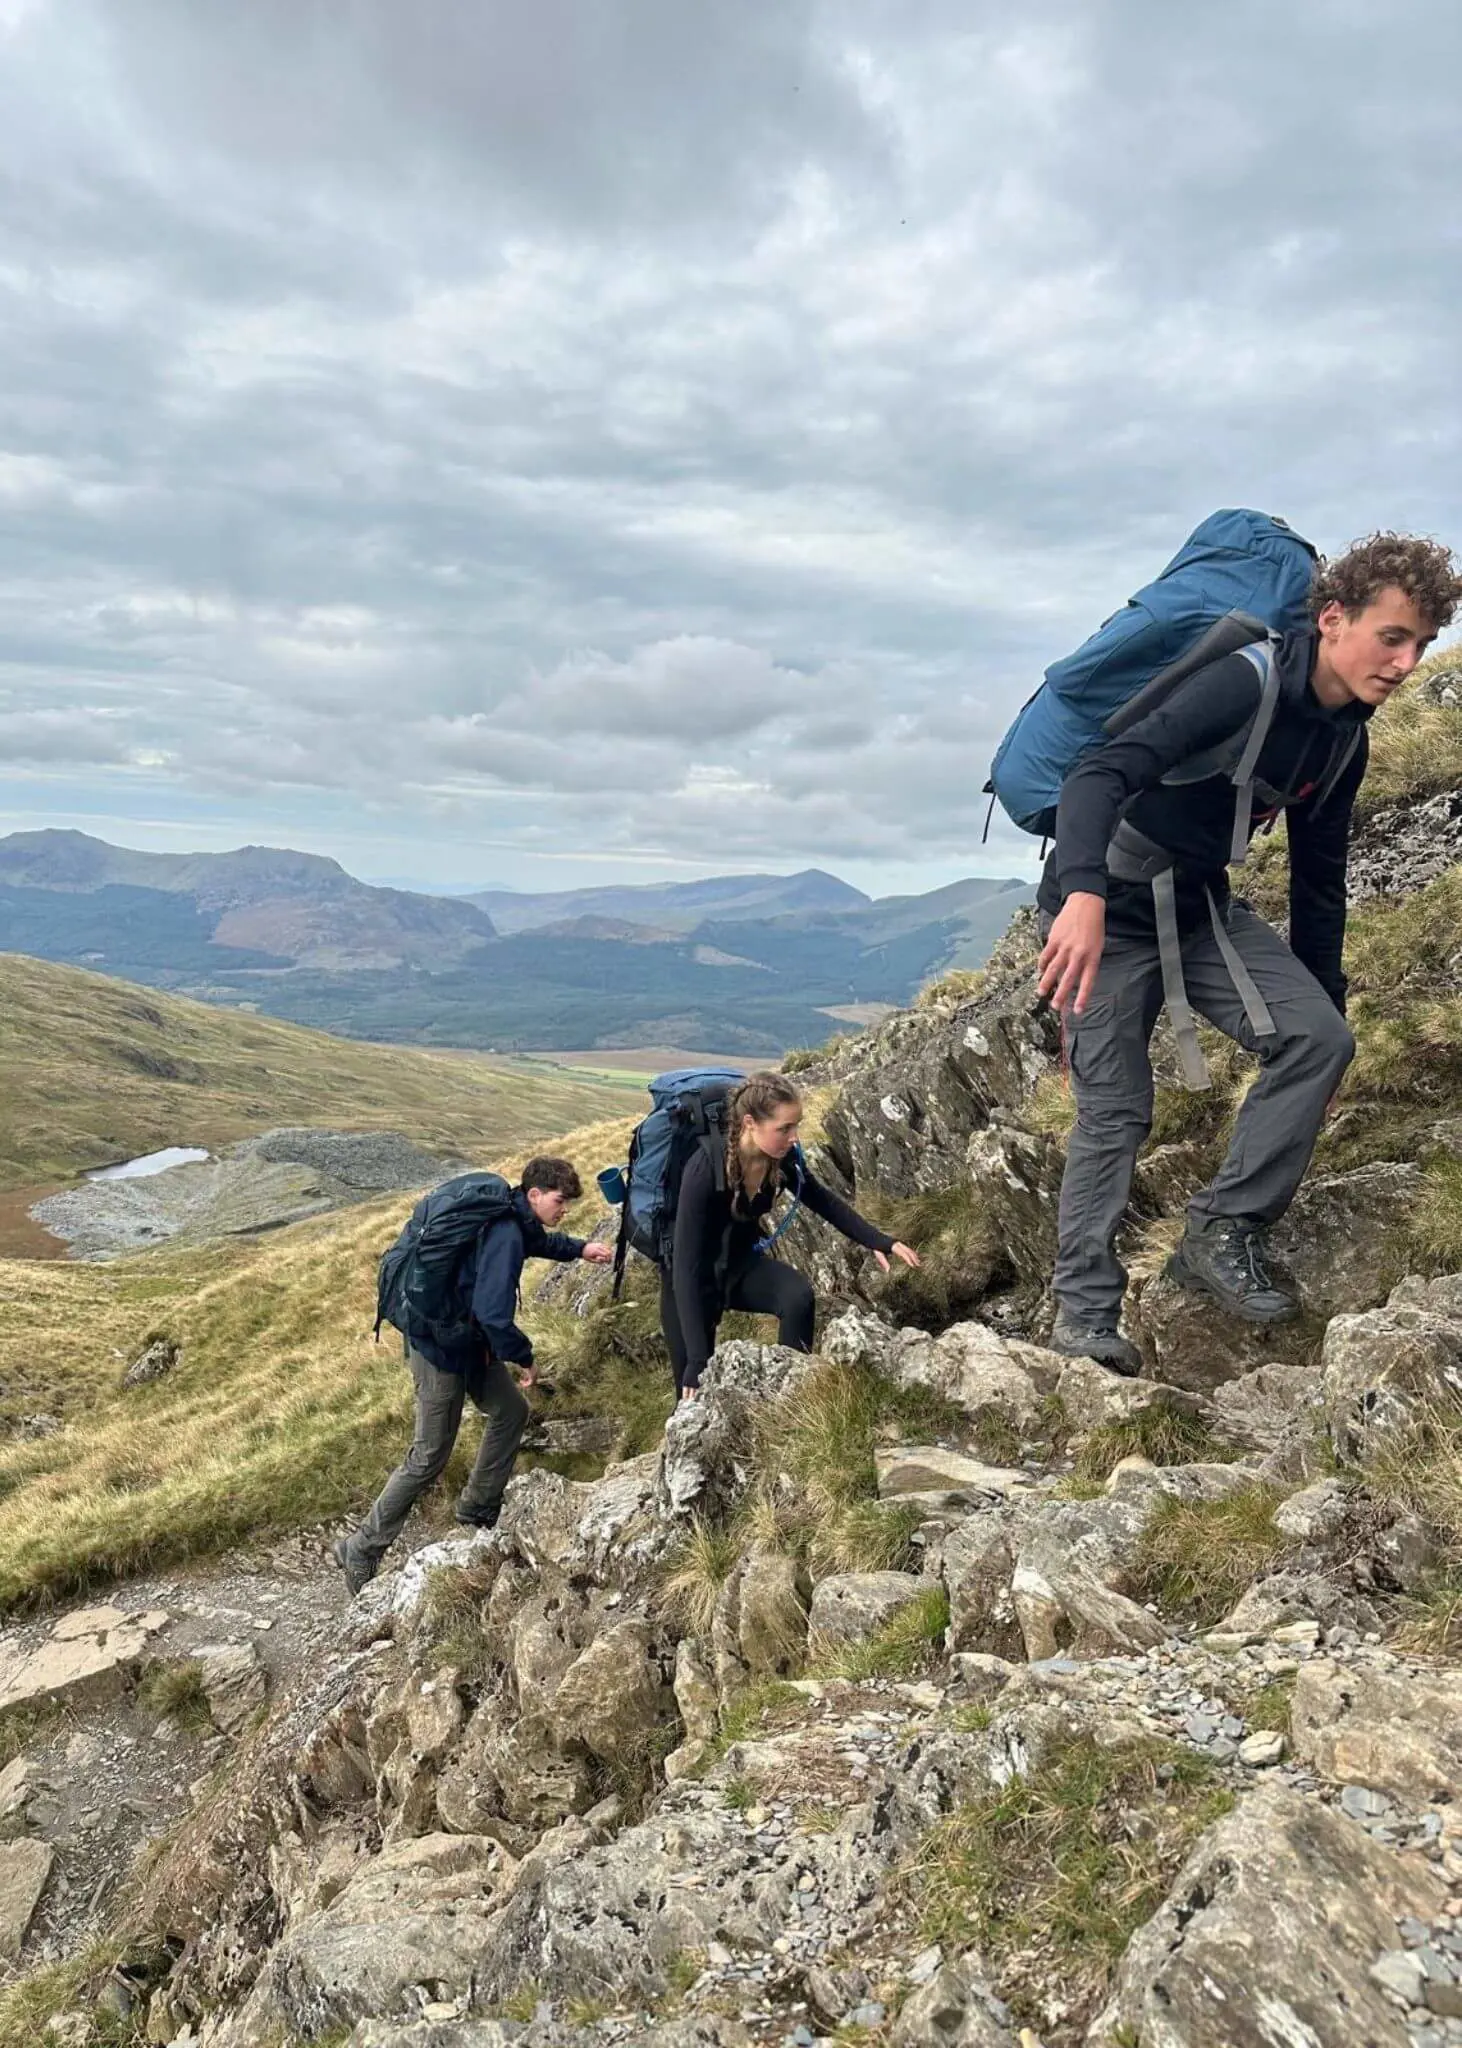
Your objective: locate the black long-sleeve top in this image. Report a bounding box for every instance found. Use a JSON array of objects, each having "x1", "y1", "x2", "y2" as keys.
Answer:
[
  {"x1": 413, "y1": 1188, "x2": 585, "y2": 1373},
  {"x1": 1036, "y1": 632, "x2": 1371, "y2": 1011},
  {"x1": 671, "y1": 1143, "x2": 893, "y2": 1388}
]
